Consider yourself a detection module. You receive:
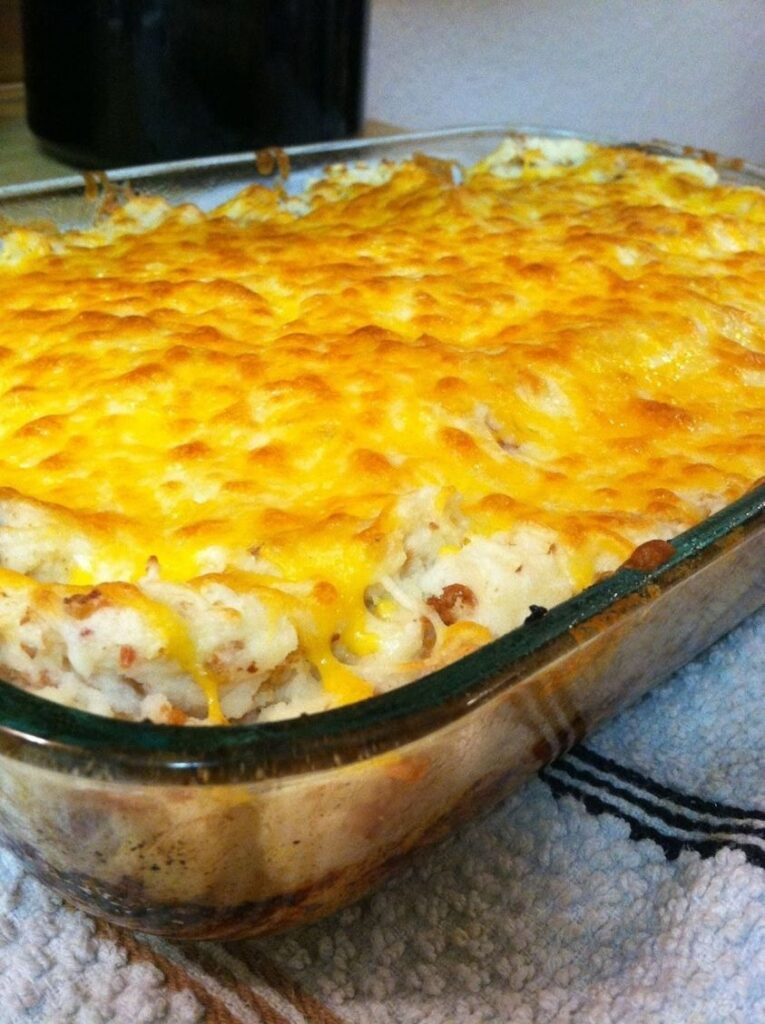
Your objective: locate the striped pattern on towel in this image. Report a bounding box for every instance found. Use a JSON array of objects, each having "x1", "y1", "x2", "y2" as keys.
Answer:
[{"x1": 0, "y1": 605, "x2": 762, "y2": 1023}]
